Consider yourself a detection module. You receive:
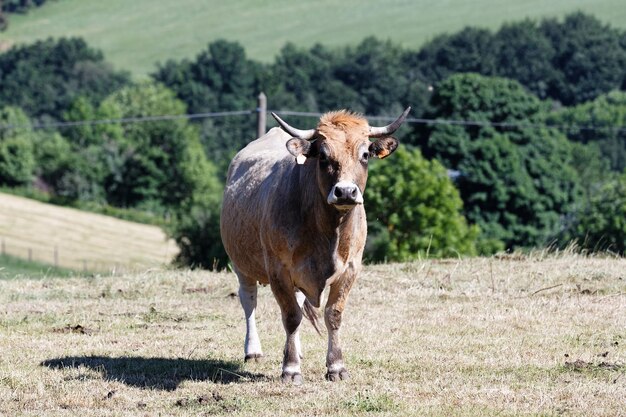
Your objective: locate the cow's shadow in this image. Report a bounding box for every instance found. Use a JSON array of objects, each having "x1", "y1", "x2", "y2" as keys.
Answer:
[{"x1": 41, "y1": 355, "x2": 267, "y2": 391}]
